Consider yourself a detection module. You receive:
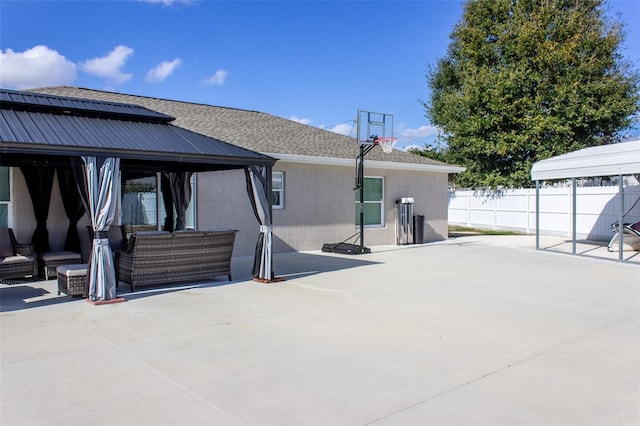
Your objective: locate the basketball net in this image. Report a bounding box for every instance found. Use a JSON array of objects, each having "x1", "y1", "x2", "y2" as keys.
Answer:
[{"x1": 375, "y1": 137, "x2": 398, "y2": 154}]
